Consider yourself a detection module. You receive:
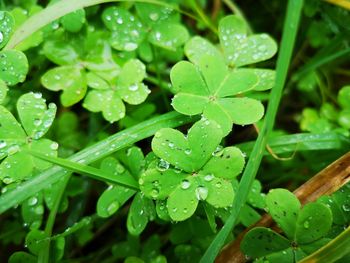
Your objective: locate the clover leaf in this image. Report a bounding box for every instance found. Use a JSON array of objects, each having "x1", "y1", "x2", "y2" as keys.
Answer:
[
  {"x1": 170, "y1": 54, "x2": 264, "y2": 135},
  {"x1": 0, "y1": 50, "x2": 29, "y2": 86},
  {"x1": 241, "y1": 189, "x2": 333, "y2": 262},
  {"x1": 83, "y1": 58, "x2": 150, "y2": 122},
  {"x1": 102, "y1": 7, "x2": 146, "y2": 52},
  {"x1": 0, "y1": 92, "x2": 58, "y2": 183},
  {"x1": 139, "y1": 119, "x2": 245, "y2": 221},
  {"x1": 218, "y1": 15, "x2": 277, "y2": 67},
  {"x1": 0, "y1": 11, "x2": 15, "y2": 49},
  {"x1": 102, "y1": 5, "x2": 189, "y2": 52},
  {"x1": 97, "y1": 147, "x2": 155, "y2": 235}
]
